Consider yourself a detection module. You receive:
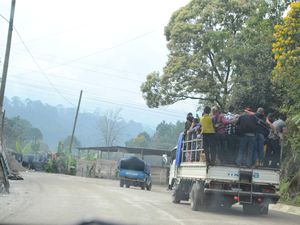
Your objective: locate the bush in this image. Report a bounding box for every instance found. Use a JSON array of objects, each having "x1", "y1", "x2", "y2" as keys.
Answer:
[{"x1": 280, "y1": 179, "x2": 290, "y2": 201}]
